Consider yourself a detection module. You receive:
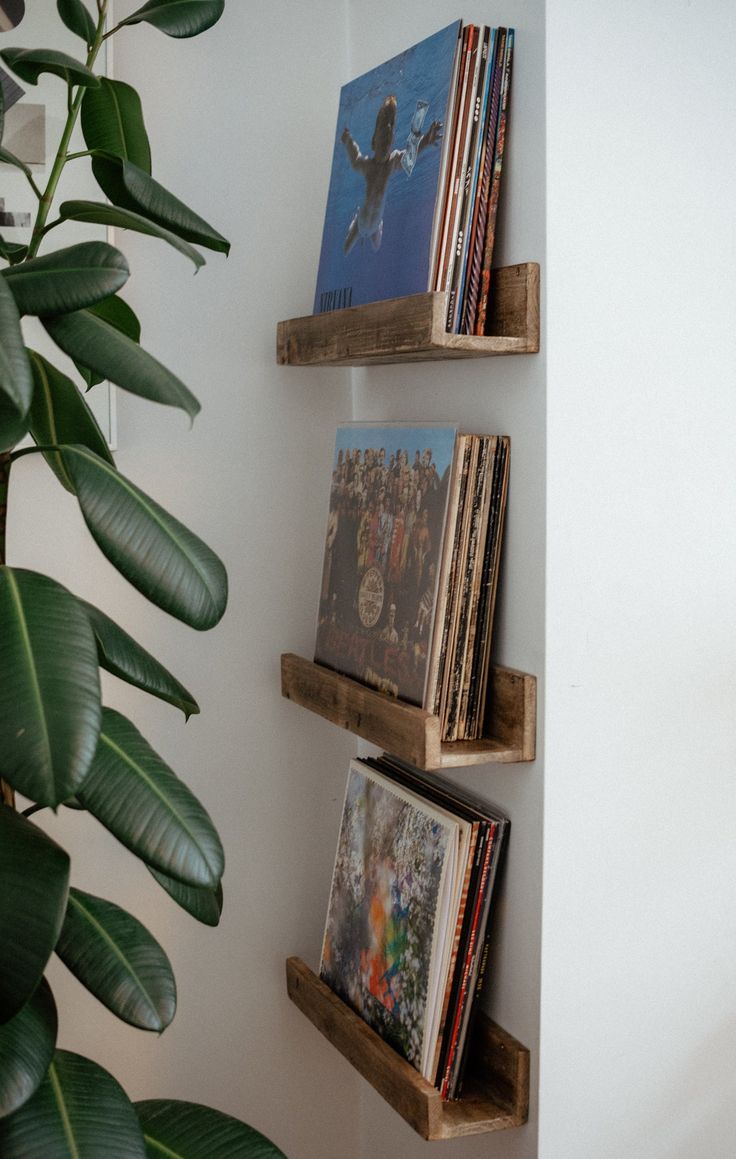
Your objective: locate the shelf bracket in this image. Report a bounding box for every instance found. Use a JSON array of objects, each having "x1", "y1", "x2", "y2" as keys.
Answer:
[{"x1": 280, "y1": 654, "x2": 536, "y2": 770}]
